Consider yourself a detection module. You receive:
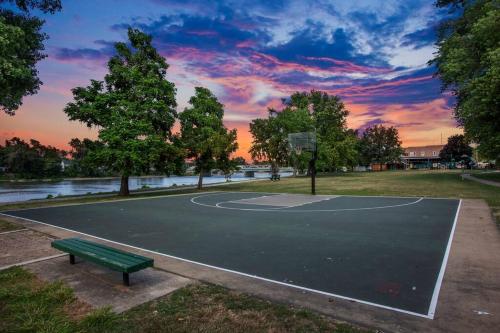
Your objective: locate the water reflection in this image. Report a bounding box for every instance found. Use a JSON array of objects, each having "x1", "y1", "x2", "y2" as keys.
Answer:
[{"x1": 0, "y1": 172, "x2": 291, "y2": 203}]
